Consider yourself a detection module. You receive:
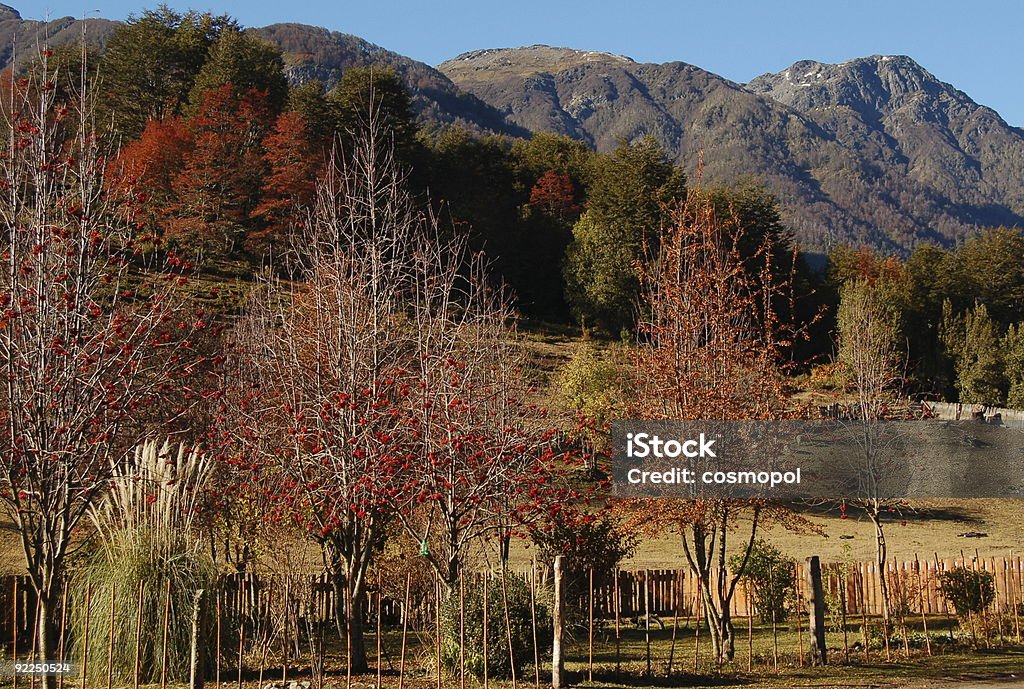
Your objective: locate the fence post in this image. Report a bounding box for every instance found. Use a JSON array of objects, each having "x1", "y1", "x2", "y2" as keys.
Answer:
[
  {"x1": 805, "y1": 557, "x2": 827, "y2": 666},
  {"x1": 552, "y1": 556, "x2": 564, "y2": 689},
  {"x1": 190, "y1": 589, "x2": 206, "y2": 689}
]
